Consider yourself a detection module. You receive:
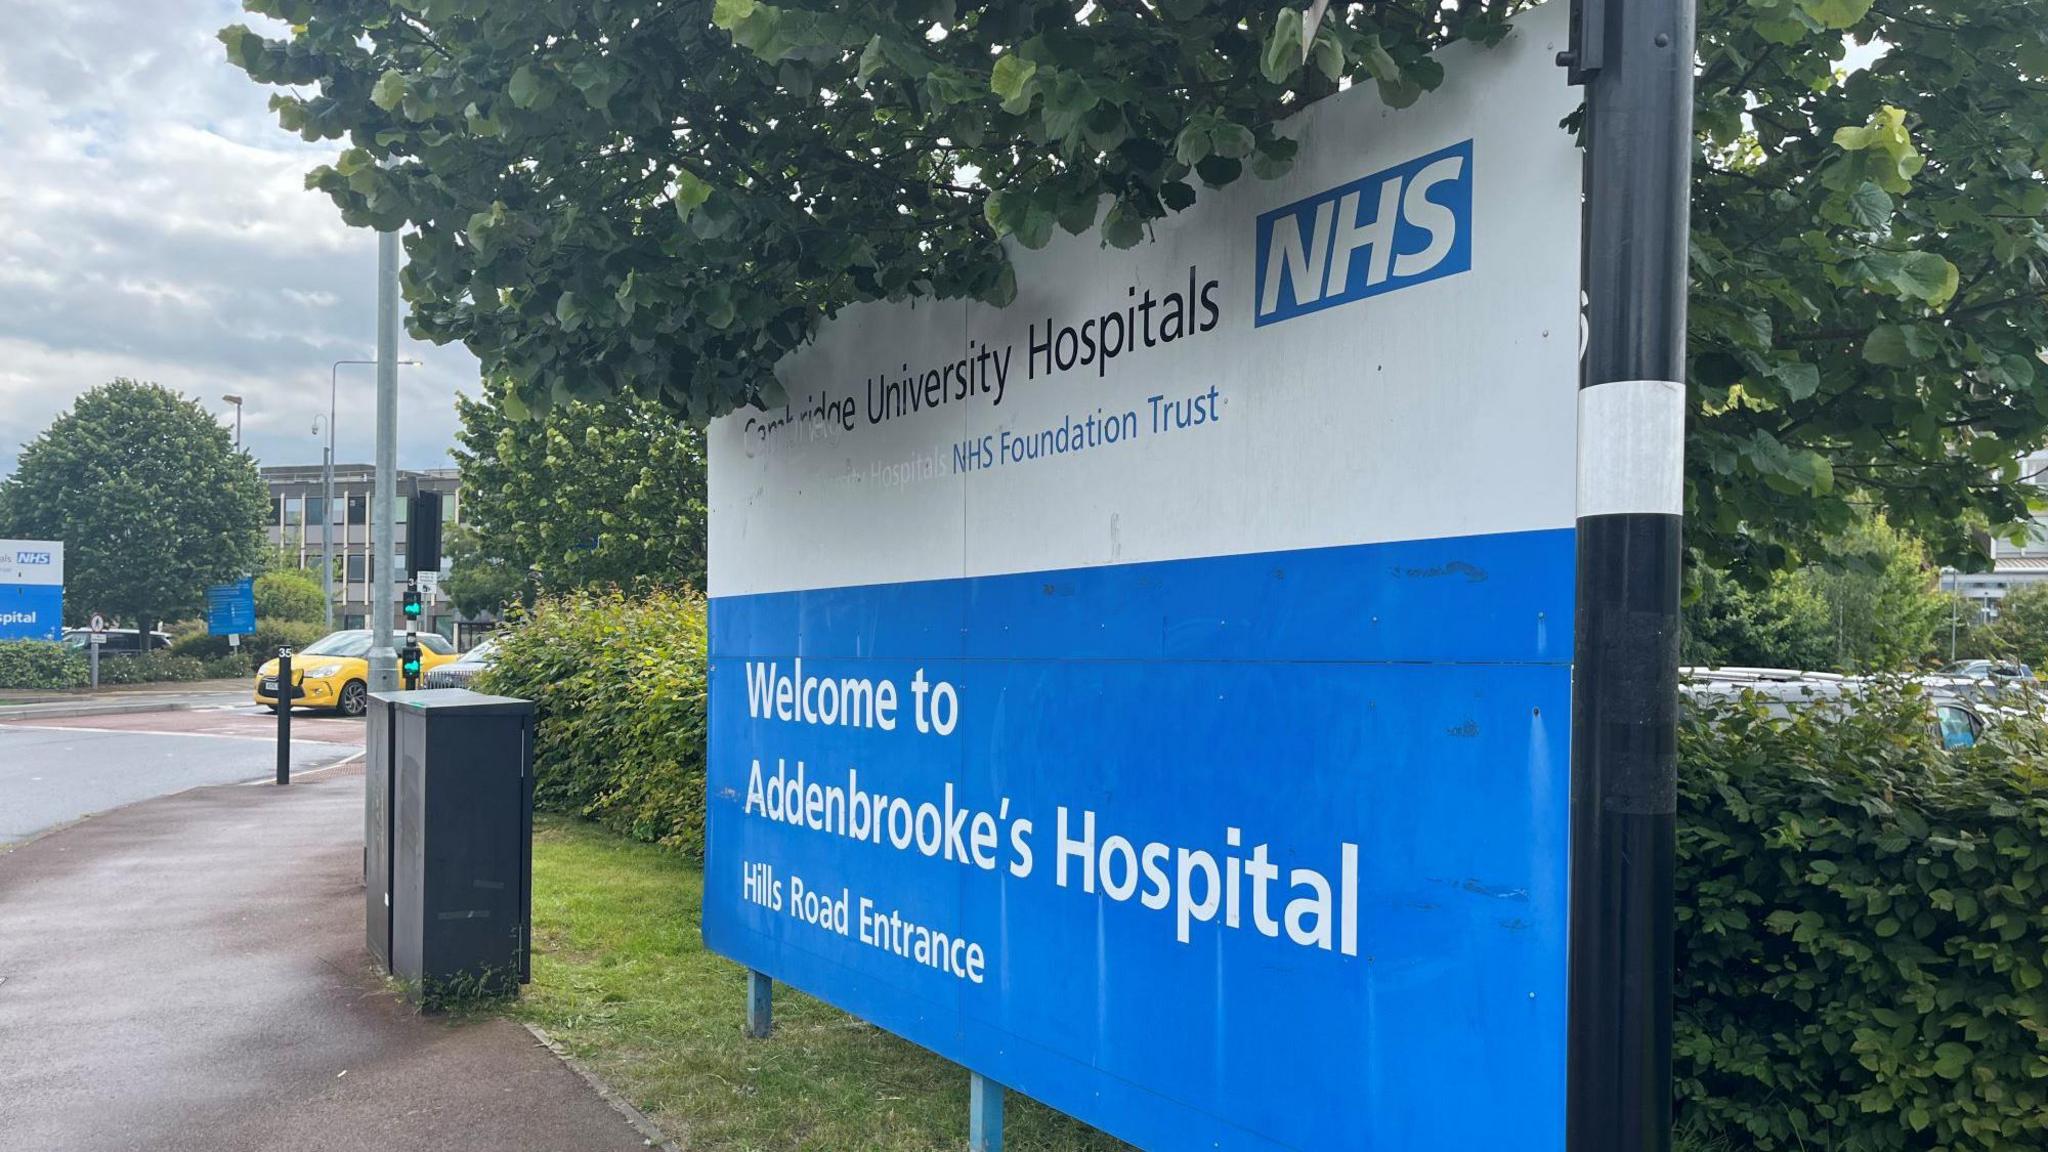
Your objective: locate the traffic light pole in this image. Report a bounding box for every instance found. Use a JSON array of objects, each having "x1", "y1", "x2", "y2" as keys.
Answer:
[
  {"x1": 1563, "y1": 1, "x2": 1694, "y2": 1151},
  {"x1": 368, "y1": 226, "x2": 401, "y2": 694}
]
